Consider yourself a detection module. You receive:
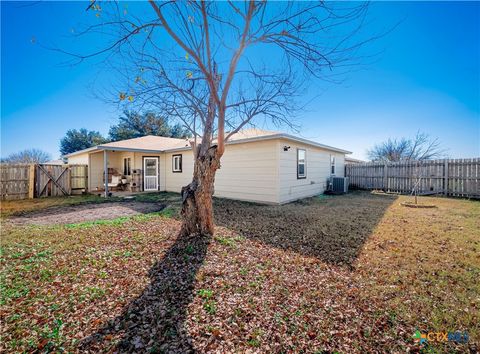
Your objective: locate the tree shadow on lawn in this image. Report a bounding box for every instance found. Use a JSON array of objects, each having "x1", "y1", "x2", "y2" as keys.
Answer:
[
  {"x1": 80, "y1": 231, "x2": 211, "y2": 353},
  {"x1": 80, "y1": 191, "x2": 396, "y2": 352},
  {"x1": 213, "y1": 191, "x2": 398, "y2": 267}
]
